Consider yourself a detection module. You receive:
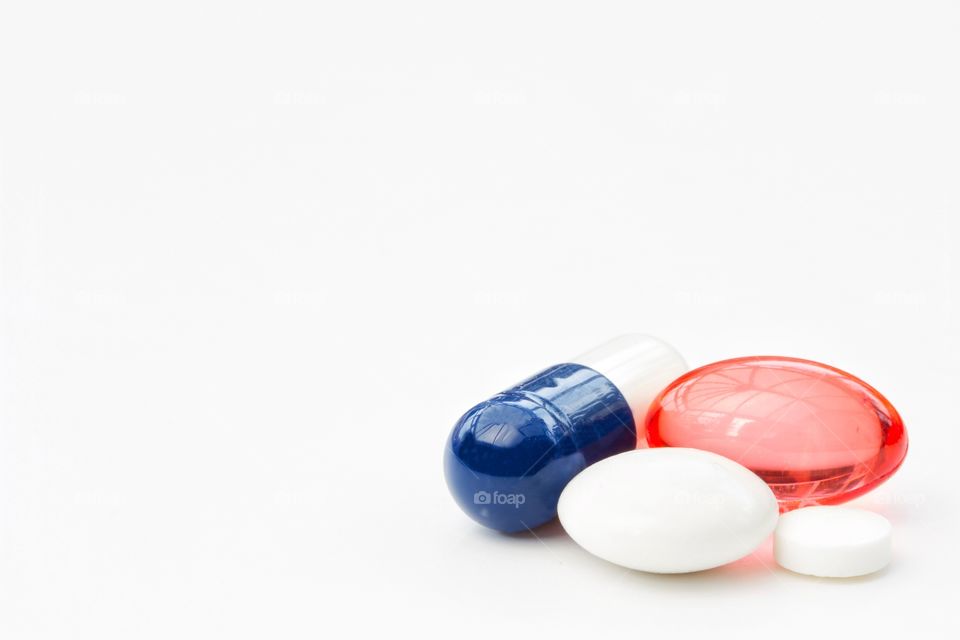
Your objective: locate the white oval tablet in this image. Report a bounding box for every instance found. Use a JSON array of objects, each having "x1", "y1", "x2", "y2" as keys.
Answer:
[
  {"x1": 774, "y1": 506, "x2": 892, "y2": 578},
  {"x1": 558, "y1": 448, "x2": 779, "y2": 573}
]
